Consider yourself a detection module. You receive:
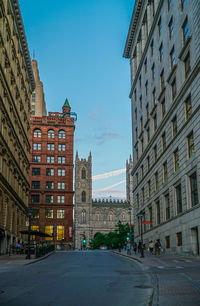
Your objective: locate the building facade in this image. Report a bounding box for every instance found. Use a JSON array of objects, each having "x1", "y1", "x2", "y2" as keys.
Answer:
[
  {"x1": 74, "y1": 152, "x2": 131, "y2": 249},
  {"x1": 124, "y1": 0, "x2": 200, "y2": 255},
  {"x1": 0, "y1": 0, "x2": 35, "y2": 254},
  {"x1": 29, "y1": 100, "x2": 76, "y2": 249},
  {"x1": 126, "y1": 155, "x2": 134, "y2": 212}
]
